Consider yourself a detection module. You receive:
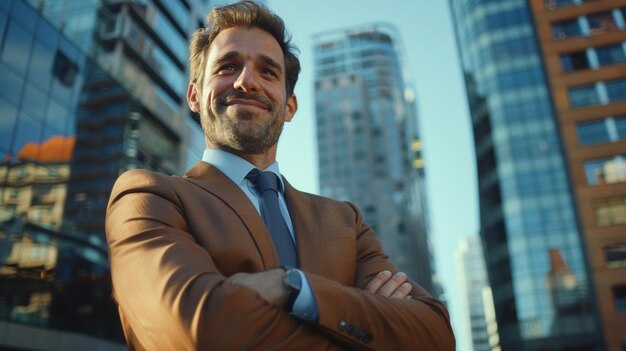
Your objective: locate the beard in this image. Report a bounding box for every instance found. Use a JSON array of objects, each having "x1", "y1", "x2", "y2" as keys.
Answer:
[{"x1": 200, "y1": 90, "x2": 287, "y2": 155}]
